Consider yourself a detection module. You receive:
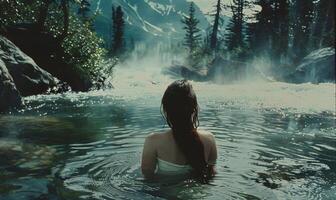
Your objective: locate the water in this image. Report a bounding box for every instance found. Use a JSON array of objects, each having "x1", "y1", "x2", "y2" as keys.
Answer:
[{"x1": 0, "y1": 61, "x2": 335, "y2": 199}]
